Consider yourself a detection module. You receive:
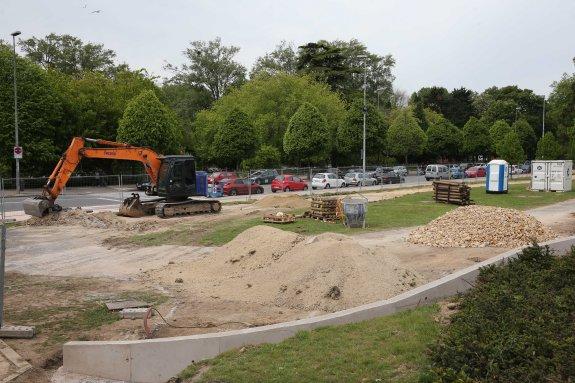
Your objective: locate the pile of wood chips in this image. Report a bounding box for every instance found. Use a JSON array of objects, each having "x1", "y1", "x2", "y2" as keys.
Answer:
[{"x1": 408, "y1": 205, "x2": 556, "y2": 248}]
